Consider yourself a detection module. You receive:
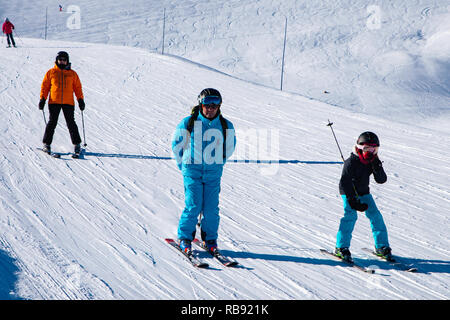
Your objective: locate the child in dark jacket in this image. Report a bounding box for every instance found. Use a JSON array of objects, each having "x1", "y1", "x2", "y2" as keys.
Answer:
[{"x1": 335, "y1": 132, "x2": 392, "y2": 262}]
